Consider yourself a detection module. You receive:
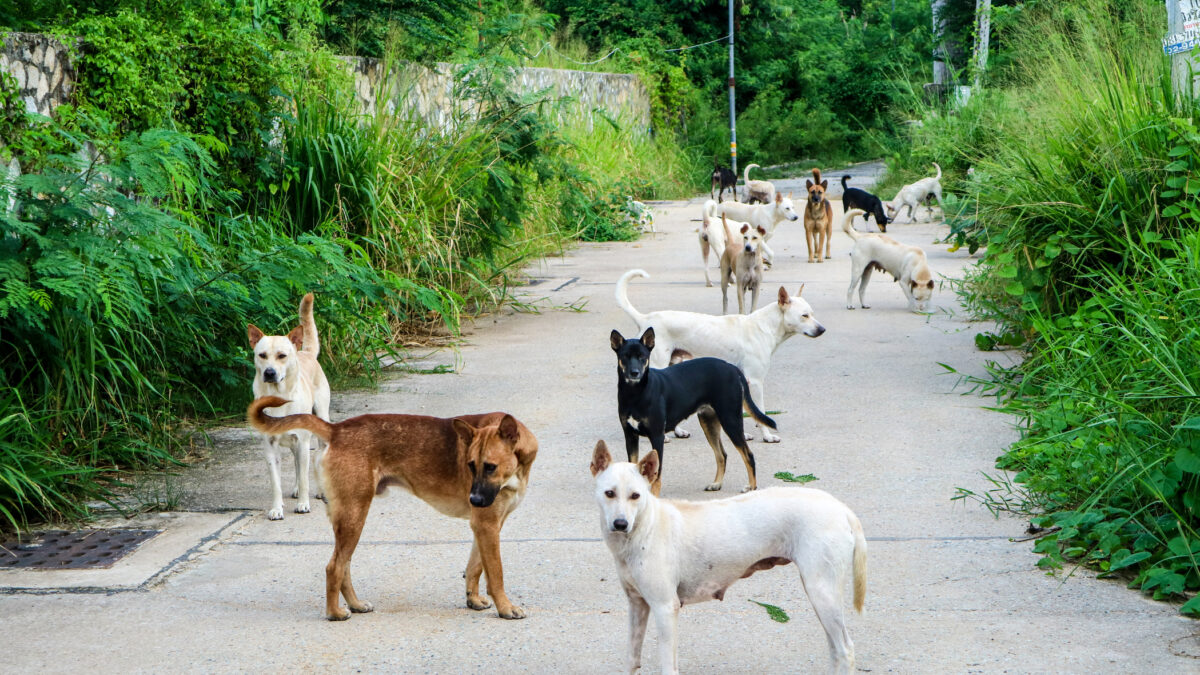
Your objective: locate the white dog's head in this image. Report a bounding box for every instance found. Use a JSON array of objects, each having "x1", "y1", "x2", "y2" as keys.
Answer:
[
  {"x1": 909, "y1": 275, "x2": 936, "y2": 312},
  {"x1": 775, "y1": 192, "x2": 800, "y2": 221},
  {"x1": 590, "y1": 440, "x2": 657, "y2": 534},
  {"x1": 740, "y1": 223, "x2": 767, "y2": 255},
  {"x1": 776, "y1": 286, "x2": 825, "y2": 338},
  {"x1": 248, "y1": 323, "x2": 304, "y2": 386}
]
